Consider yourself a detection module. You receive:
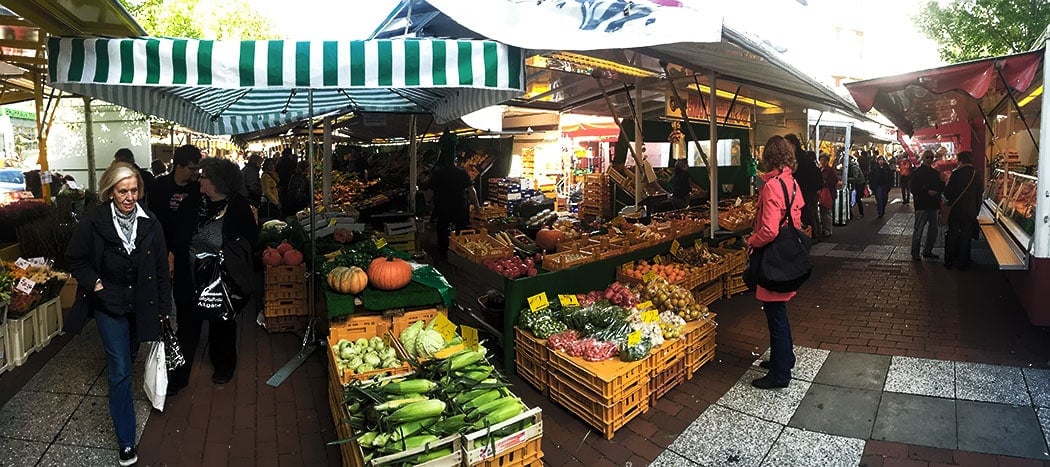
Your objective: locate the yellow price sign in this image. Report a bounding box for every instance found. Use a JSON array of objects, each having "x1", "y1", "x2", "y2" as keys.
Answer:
[
  {"x1": 622, "y1": 260, "x2": 635, "y2": 271},
  {"x1": 642, "y1": 270, "x2": 657, "y2": 283},
  {"x1": 694, "y1": 239, "x2": 704, "y2": 250},
  {"x1": 641, "y1": 309, "x2": 660, "y2": 323},
  {"x1": 558, "y1": 294, "x2": 579, "y2": 307},
  {"x1": 637, "y1": 301, "x2": 653, "y2": 310},
  {"x1": 374, "y1": 237, "x2": 388, "y2": 249},
  {"x1": 429, "y1": 313, "x2": 458, "y2": 342},
  {"x1": 327, "y1": 218, "x2": 337, "y2": 228},
  {"x1": 462, "y1": 325, "x2": 479, "y2": 350},
  {"x1": 527, "y1": 292, "x2": 549, "y2": 312},
  {"x1": 670, "y1": 239, "x2": 681, "y2": 255},
  {"x1": 653, "y1": 255, "x2": 663, "y2": 265},
  {"x1": 627, "y1": 330, "x2": 642, "y2": 347}
]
